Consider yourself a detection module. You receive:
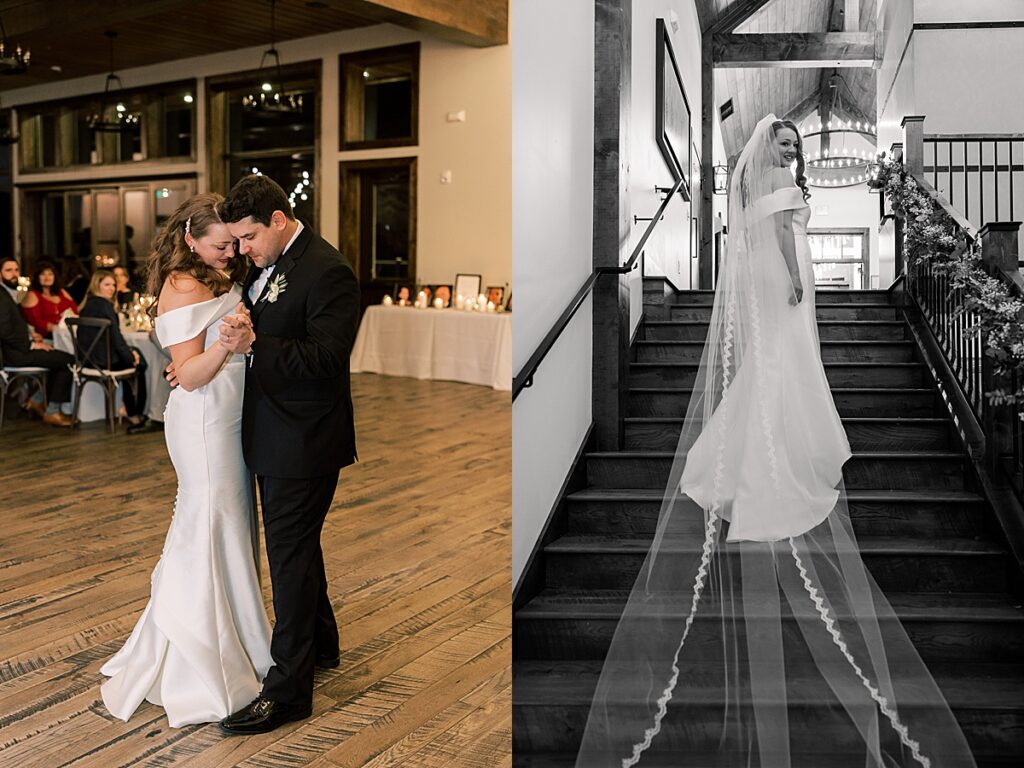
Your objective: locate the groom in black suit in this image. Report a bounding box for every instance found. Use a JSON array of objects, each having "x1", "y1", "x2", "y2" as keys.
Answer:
[{"x1": 216, "y1": 175, "x2": 359, "y2": 734}]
